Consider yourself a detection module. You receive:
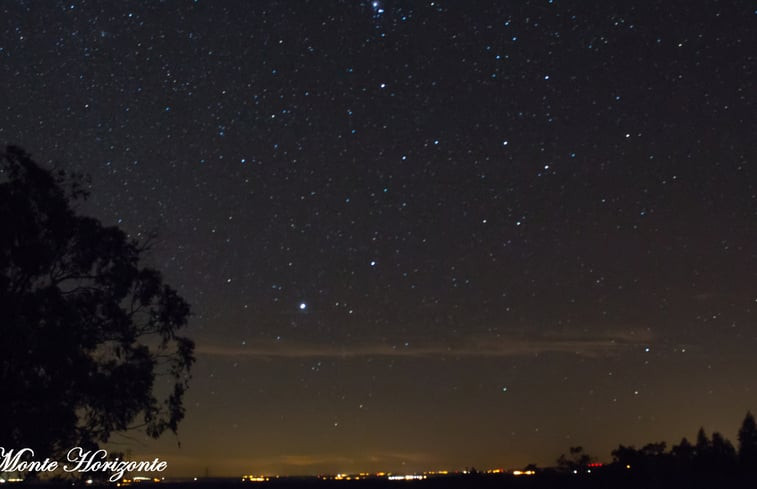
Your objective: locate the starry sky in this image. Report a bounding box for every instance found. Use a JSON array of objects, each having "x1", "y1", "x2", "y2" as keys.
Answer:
[{"x1": 2, "y1": 0, "x2": 756, "y2": 478}]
